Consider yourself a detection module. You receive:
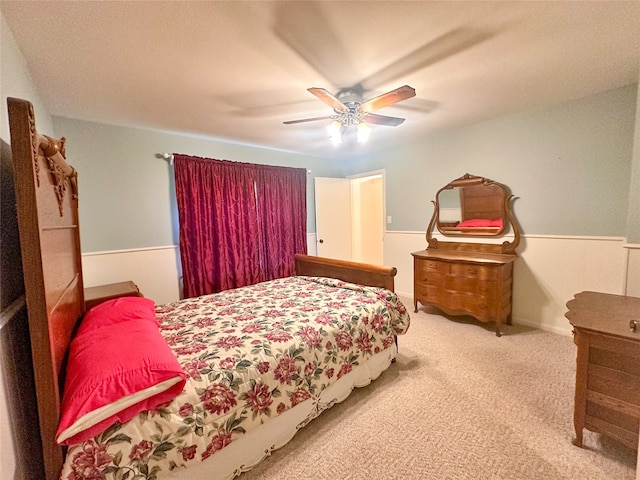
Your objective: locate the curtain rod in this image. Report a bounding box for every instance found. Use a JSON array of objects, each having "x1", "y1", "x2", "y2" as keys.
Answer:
[
  {"x1": 156, "y1": 152, "x2": 311, "y2": 174},
  {"x1": 157, "y1": 152, "x2": 174, "y2": 165}
]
